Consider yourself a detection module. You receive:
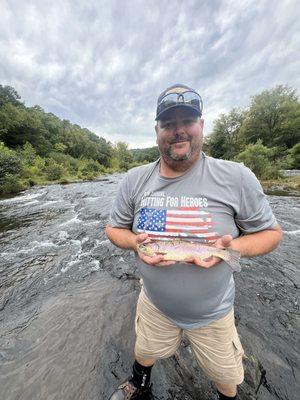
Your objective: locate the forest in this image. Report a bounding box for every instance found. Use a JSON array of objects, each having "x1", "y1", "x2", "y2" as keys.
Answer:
[{"x1": 0, "y1": 84, "x2": 299, "y2": 195}]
